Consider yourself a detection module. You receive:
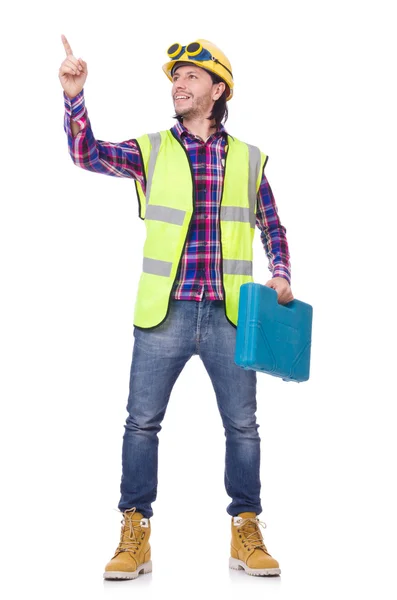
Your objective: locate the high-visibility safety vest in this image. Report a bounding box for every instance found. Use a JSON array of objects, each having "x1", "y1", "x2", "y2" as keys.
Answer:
[{"x1": 132, "y1": 129, "x2": 268, "y2": 330}]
